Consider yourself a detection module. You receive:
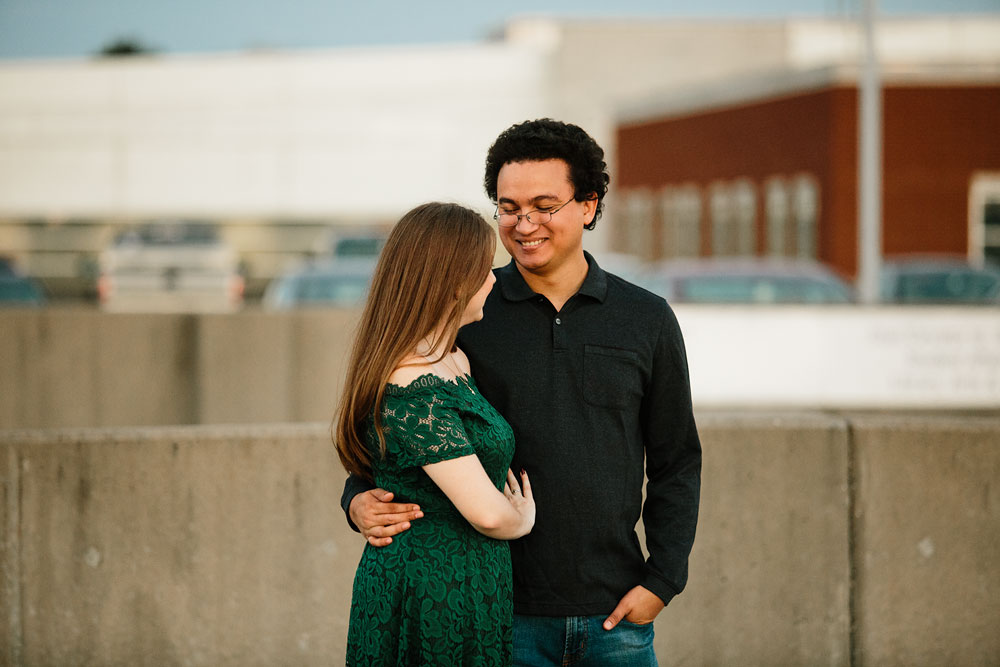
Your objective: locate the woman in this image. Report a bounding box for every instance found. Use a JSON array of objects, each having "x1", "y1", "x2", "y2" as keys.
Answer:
[{"x1": 334, "y1": 202, "x2": 535, "y2": 666}]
